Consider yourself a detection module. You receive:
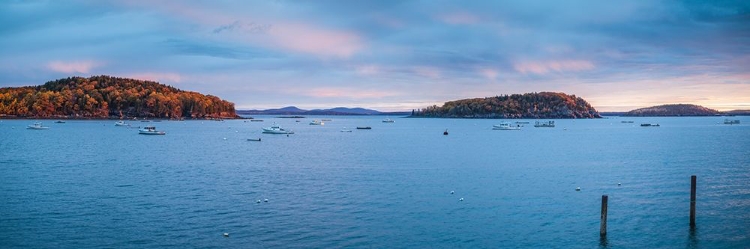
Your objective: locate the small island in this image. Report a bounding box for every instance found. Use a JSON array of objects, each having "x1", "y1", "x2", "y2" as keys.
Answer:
[
  {"x1": 411, "y1": 92, "x2": 601, "y2": 119},
  {"x1": 0, "y1": 75, "x2": 237, "y2": 119},
  {"x1": 622, "y1": 104, "x2": 720, "y2": 116}
]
